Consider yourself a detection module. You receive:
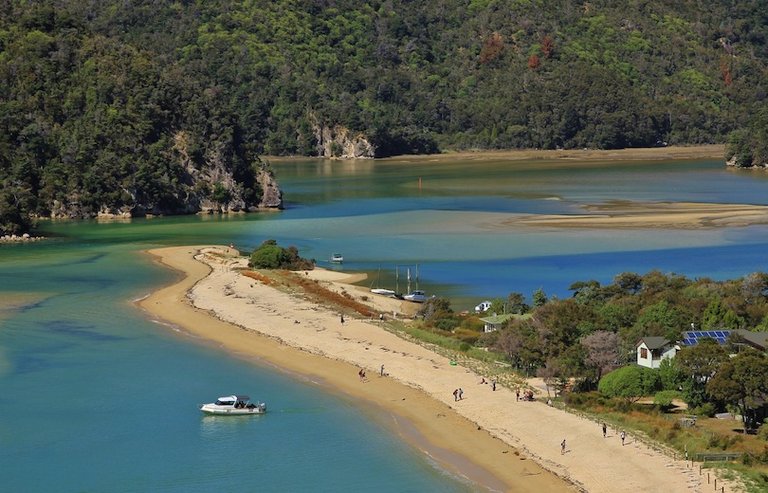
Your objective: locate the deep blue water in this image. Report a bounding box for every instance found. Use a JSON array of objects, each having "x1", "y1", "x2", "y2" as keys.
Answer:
[{"x1": 2, "y1": 155, "x2": 767, "y2": 491}]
